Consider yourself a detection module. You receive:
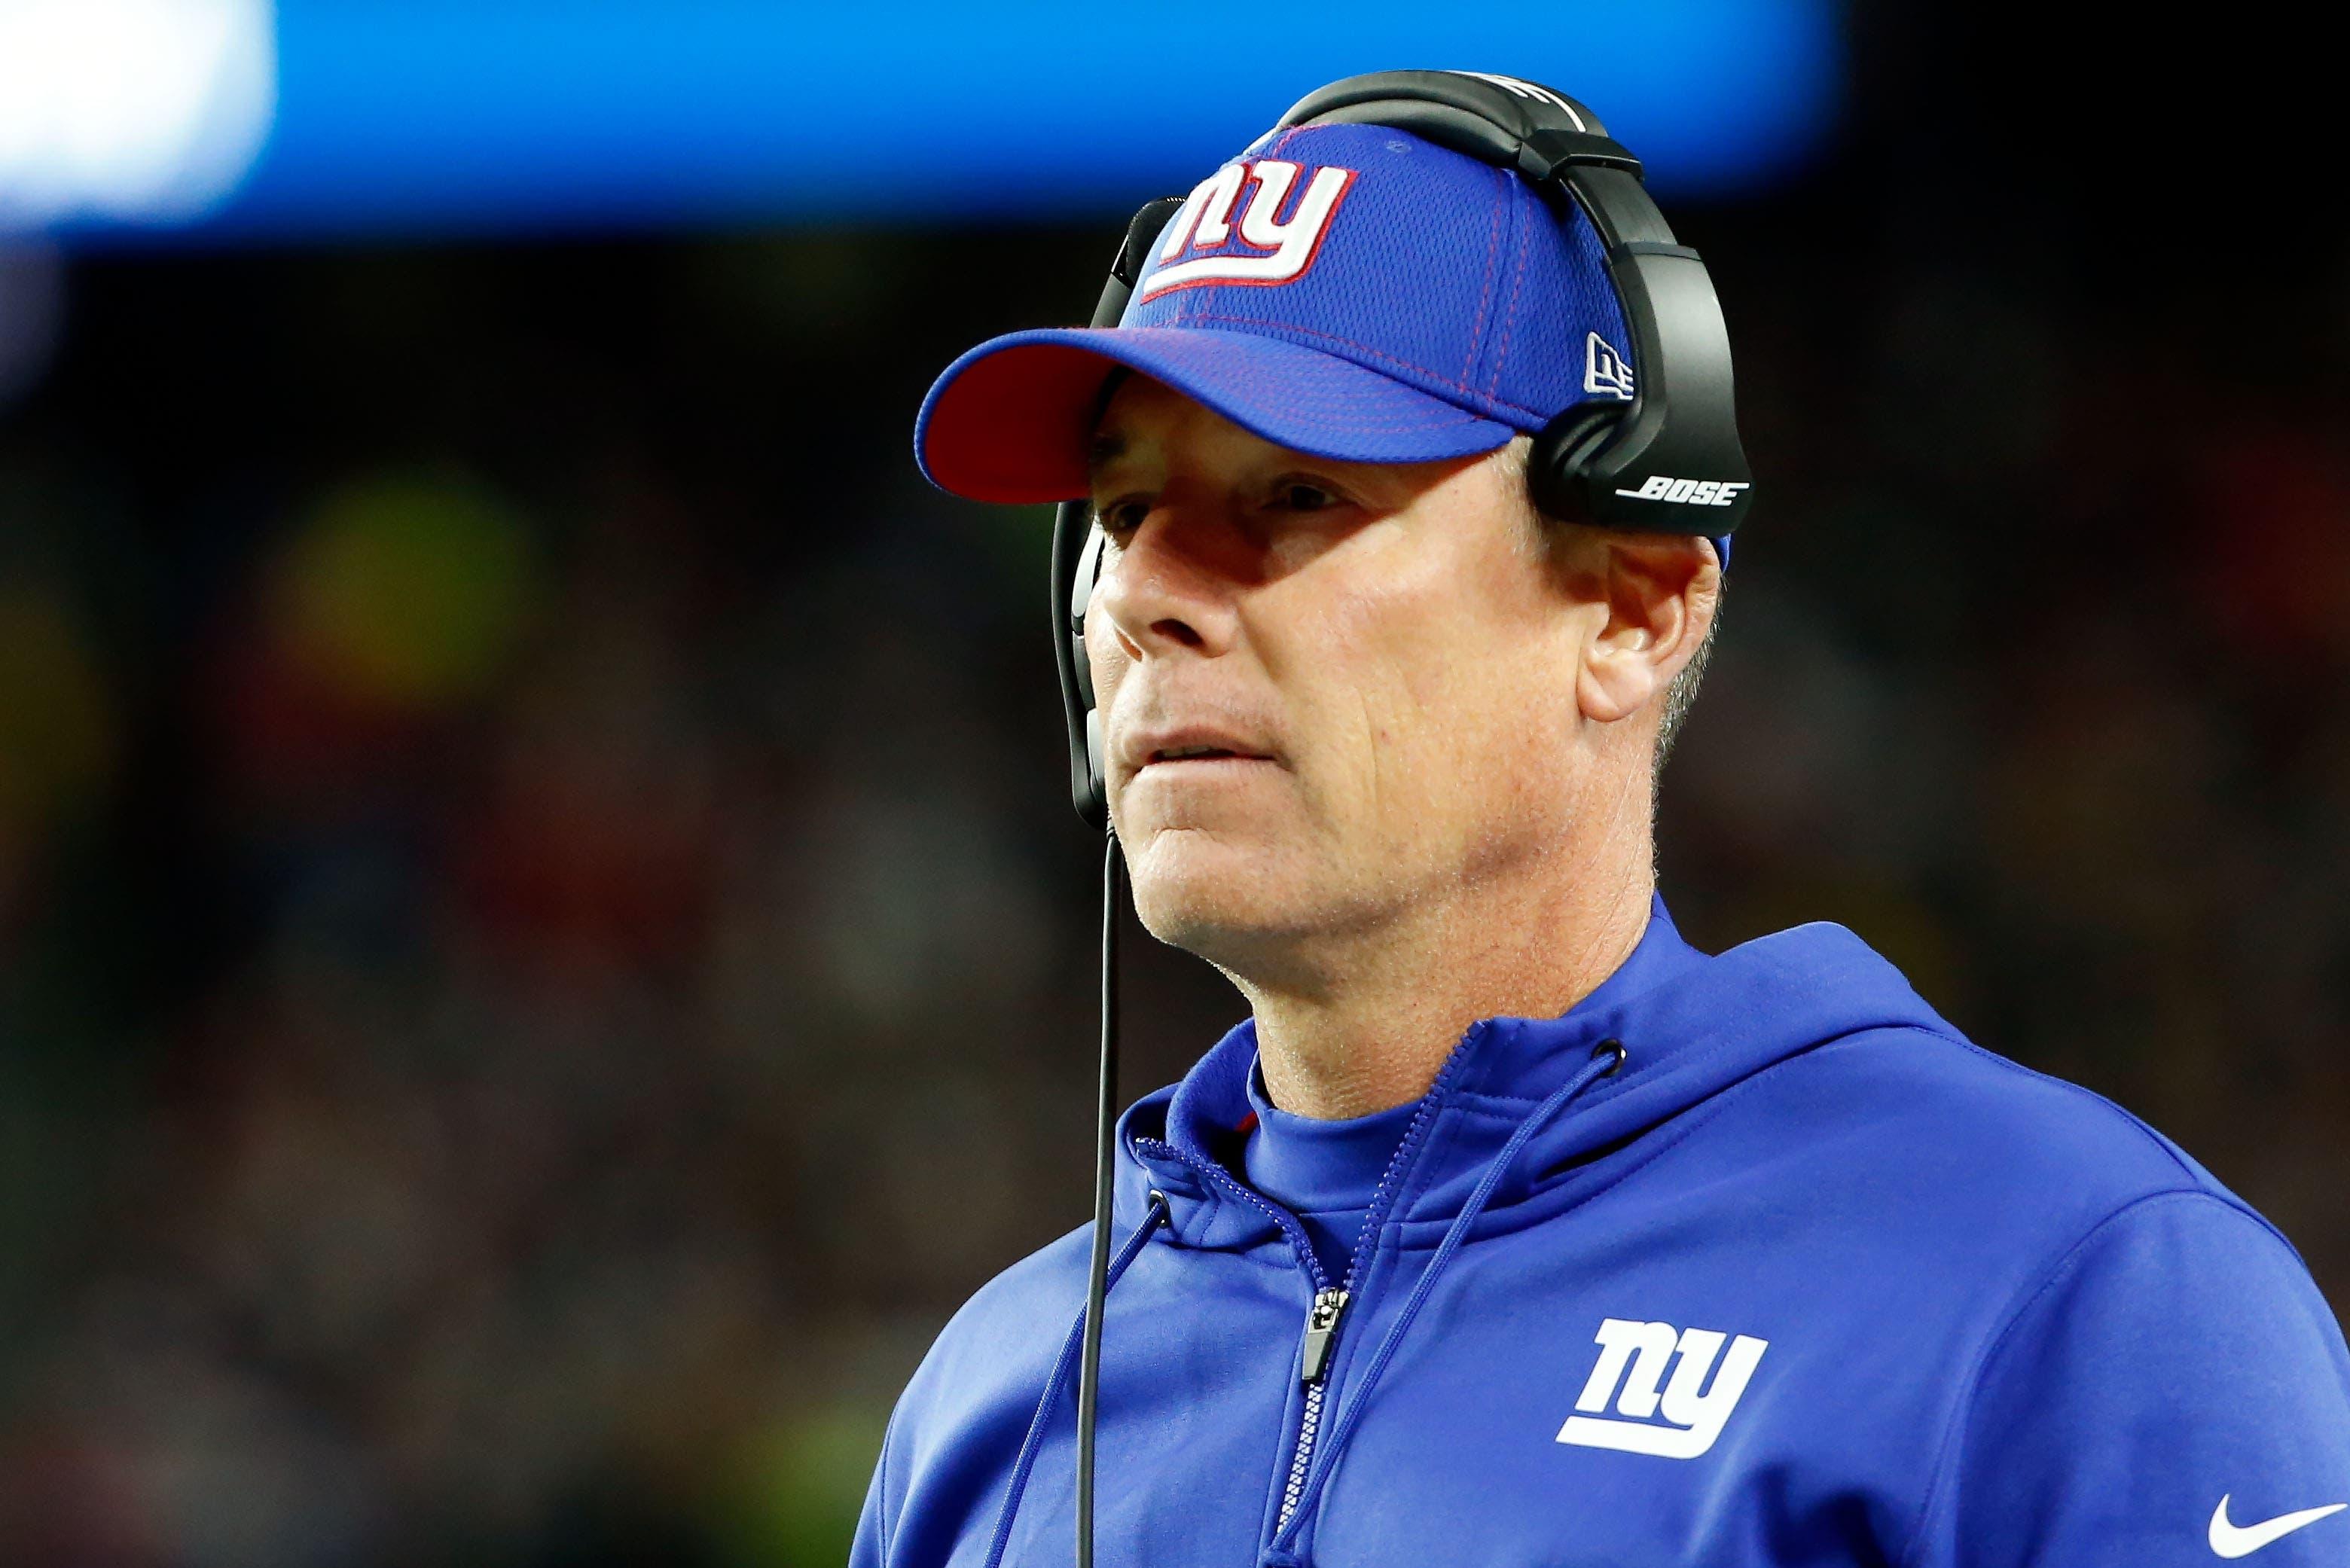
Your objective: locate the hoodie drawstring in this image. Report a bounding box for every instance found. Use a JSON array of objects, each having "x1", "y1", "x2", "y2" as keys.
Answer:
[
  {"x1": 981, "y1": 1191, "x2": 1169, "y2": 1568},
  {"x1": 1267, "y1": 1041, "x2": 1625, "y2": 1559}
]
